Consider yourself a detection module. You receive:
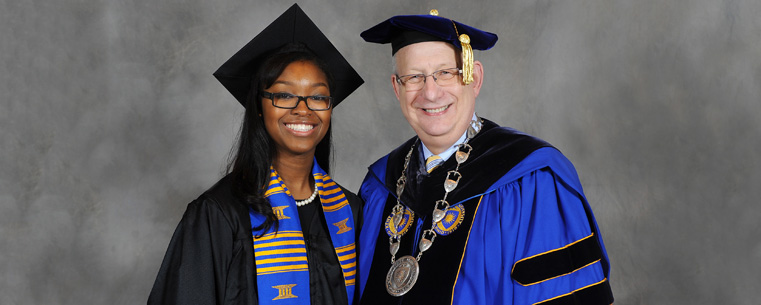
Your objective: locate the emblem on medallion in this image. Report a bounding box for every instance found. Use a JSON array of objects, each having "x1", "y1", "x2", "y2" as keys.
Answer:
[
  {"x1": 433, "y1": 203, "x2": 465, "y2": 236},
  {"x1": 385, "y1": 255, "x2": 419, "y2": 296},
  {"x1": 385, "y1": 207, "x2": 414, "y2": 237}
]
